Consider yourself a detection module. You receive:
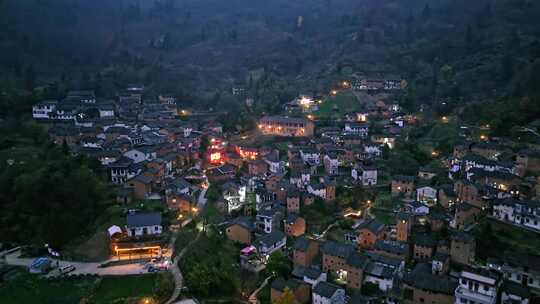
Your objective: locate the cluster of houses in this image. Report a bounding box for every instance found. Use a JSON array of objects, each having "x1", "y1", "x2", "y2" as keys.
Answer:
[
  {"x1": 30, "y1": 86, "x2": 540, "y2": 303},
  {"x1": 219, "y1": 113, "x2": 540, "y2": 303},
  {"x1": 349, "y1": 74, "x2": 404, "y2": 92}
]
